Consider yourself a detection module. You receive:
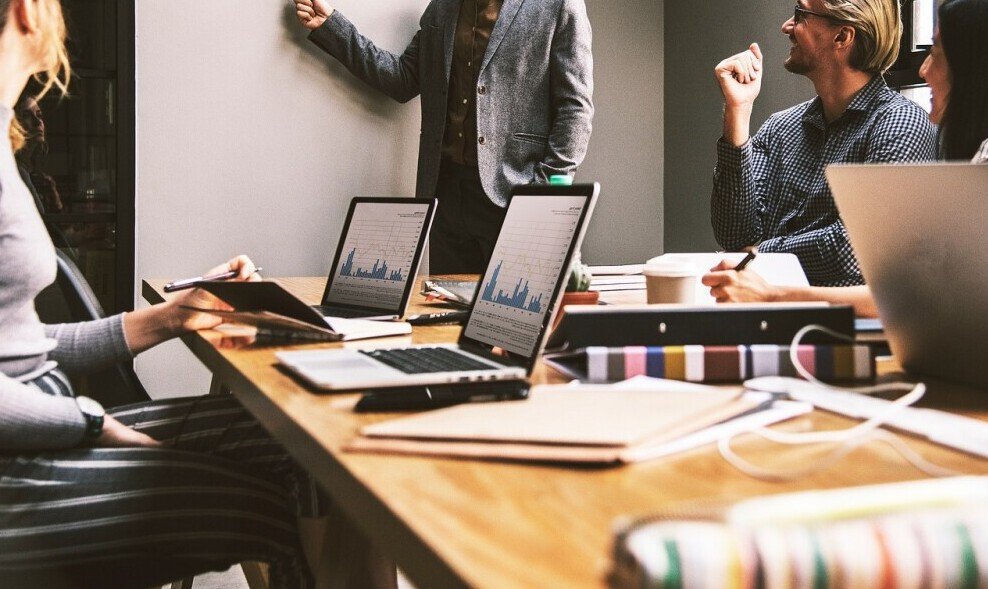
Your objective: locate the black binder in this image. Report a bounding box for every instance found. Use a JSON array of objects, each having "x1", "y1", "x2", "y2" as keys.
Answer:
[{"x1": 544, "y1": 304, "x2": 855, "y2": 351}]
